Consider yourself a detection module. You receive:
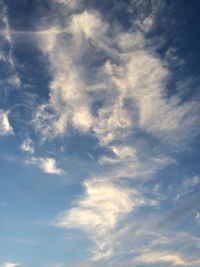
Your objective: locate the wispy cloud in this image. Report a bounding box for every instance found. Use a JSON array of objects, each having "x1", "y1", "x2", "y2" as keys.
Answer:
[
  {"x1": 20, "y1": 138, "x2": 34, "y2": 154},
  {"x1": 29, "y1": 0, "x2": 200, "y2": 261},
  {"x1": 0, "y1": 0, "x2": 14, "y2": 65},
  {"x1": 133, "y1": 251, "x2": 186, "y2": 266},
  {"x1": 54, "y1": 0, "x2": 83, "y2": 10},
  {"x1": 0, "y1": 0, "x2": 20, "y2": 88},
  {"x1": 55, "y1": 177, "x2": 157, "y2": 260},
  {"x1": 174, "y1": 175, "x2": 200, "y2": 202},
  {"x1": 1, "y1": 0, "x2": 199, "y2": 265},
  {"x1": 33, "y1": 3, "x2": 199, "y2": 148}
]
